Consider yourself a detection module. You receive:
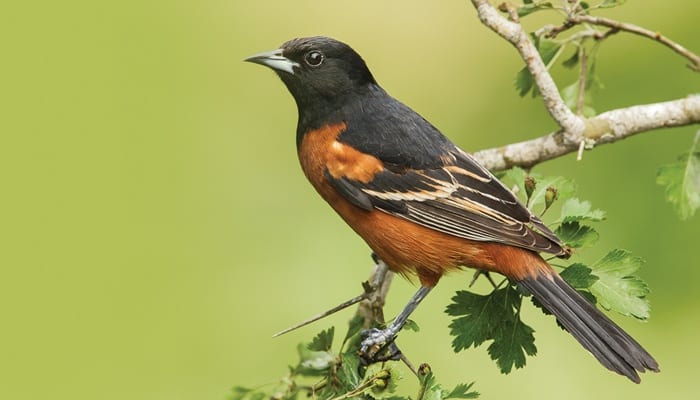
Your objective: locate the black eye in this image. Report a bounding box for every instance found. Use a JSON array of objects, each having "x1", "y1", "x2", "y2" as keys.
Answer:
[{"x1": 304, "y1": 51, "x2": 324, "y2": 67}]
